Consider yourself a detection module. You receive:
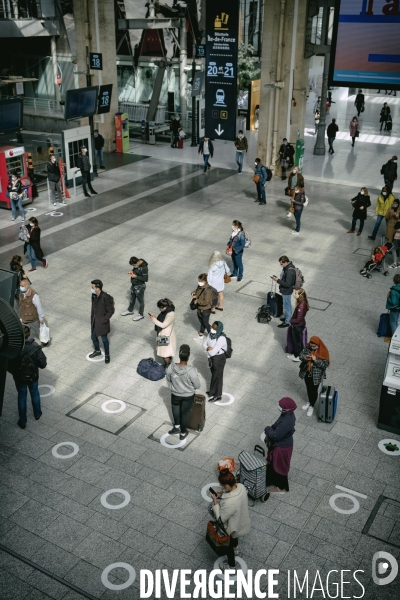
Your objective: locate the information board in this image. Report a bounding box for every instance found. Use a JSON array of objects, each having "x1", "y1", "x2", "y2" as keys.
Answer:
[
  {"x1": 90, "y1": 53, "x2": 103, "y2": 71},
  {"x1": 330, "y1": 0, "x2": 400, "y2": 89},
  {"x1": 205, "y1": 0, "x2": 239, "y2": 141},
  {"x1": 97, "y1": 84, "x2": 113, "y2": 114},
  {"x1": 65, "y1": 87, "x2": 98, "y2": 121}
]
